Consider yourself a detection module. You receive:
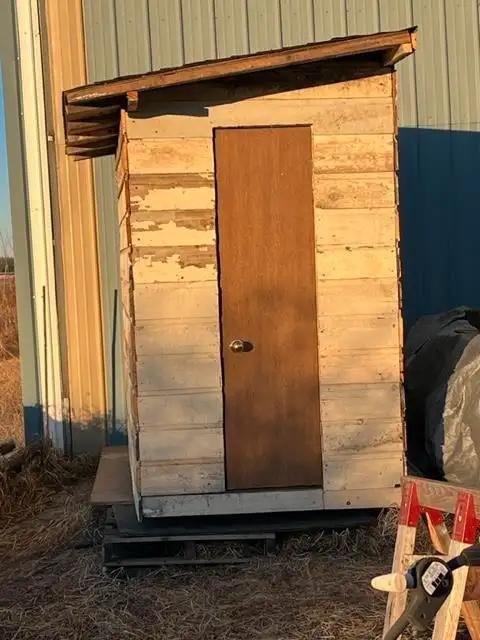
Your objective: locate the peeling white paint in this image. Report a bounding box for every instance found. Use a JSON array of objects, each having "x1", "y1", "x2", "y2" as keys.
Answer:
[{"x1": 132, "y1": 219, "x2": 215, "y2": 246}]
